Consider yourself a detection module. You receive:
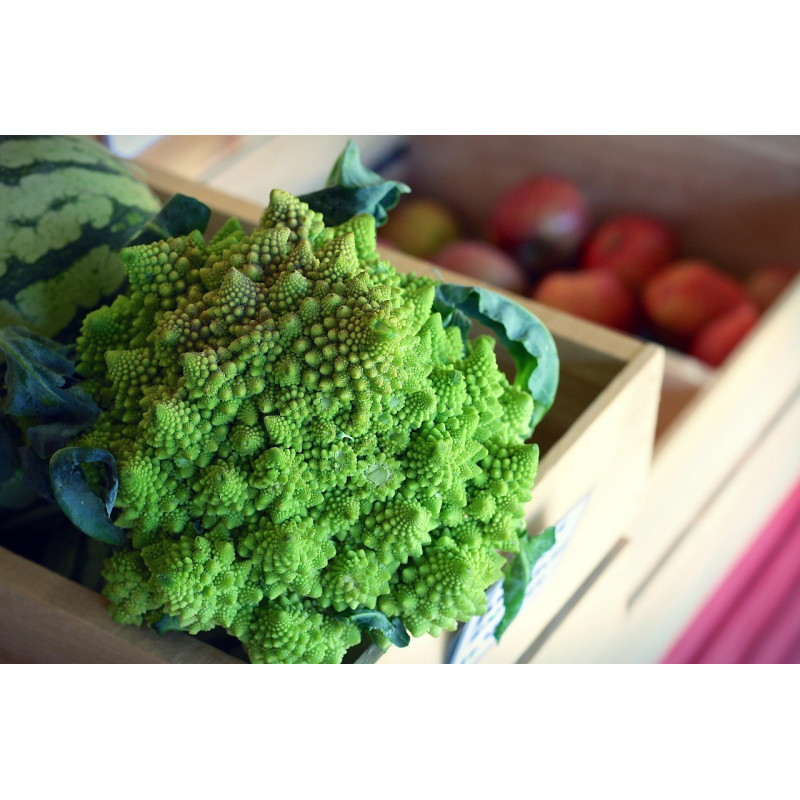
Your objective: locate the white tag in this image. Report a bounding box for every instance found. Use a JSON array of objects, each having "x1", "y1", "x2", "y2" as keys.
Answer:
[{"x1": 447, "y1": 492, "x2": 591, "y2": 664}]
